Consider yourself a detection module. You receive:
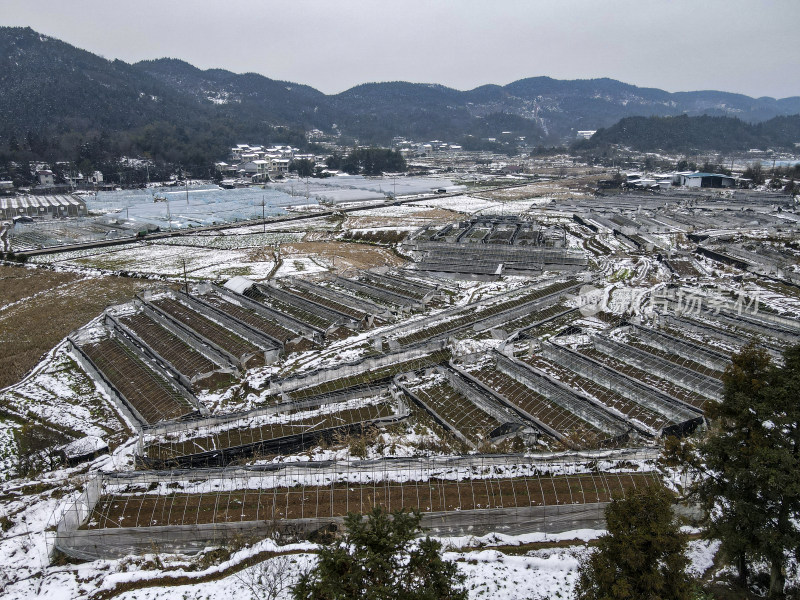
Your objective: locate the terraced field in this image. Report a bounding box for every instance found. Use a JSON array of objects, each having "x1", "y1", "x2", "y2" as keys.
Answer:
[
  {"x1": 84, "y1": 471, "x2": 657, "y2": 529},
  {"x1": 82, "y1": 337, "x2": 195, "y2": 424}
]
